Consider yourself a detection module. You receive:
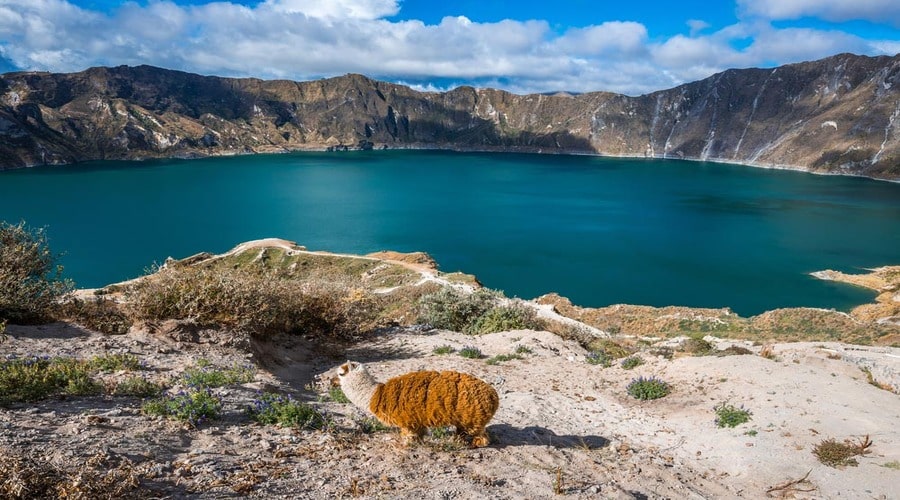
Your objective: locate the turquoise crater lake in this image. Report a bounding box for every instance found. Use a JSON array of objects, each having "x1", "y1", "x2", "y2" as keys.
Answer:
[{"x1": 1, "y1": 150, "x2": 898, "y2": 316}]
